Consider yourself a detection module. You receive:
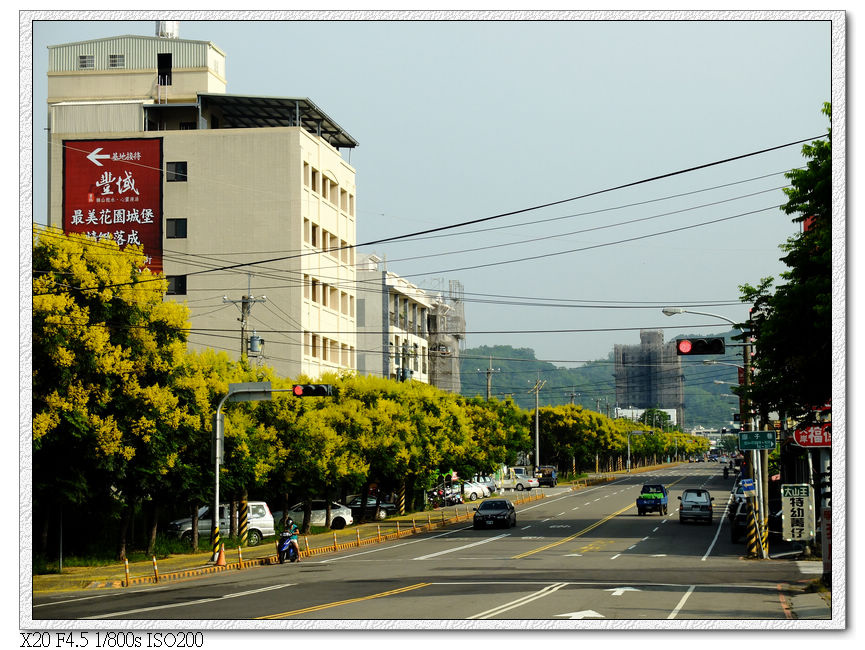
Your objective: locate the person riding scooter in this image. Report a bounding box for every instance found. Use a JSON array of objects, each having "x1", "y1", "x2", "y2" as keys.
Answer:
[{"x1": 285, "y1": 517, "x2": 301, "y2": 562}]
